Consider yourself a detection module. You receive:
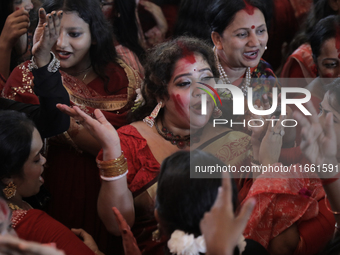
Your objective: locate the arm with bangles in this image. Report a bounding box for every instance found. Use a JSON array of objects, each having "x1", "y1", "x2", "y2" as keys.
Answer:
[{"x1": 57, "y1": 104, "x2": 135, "y2": 236}]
